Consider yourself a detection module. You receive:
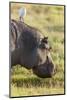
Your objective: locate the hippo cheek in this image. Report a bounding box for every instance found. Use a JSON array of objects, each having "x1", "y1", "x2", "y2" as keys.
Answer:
[{"x1": 32, "y1": 62, "x2": 55, "y2": 78}]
